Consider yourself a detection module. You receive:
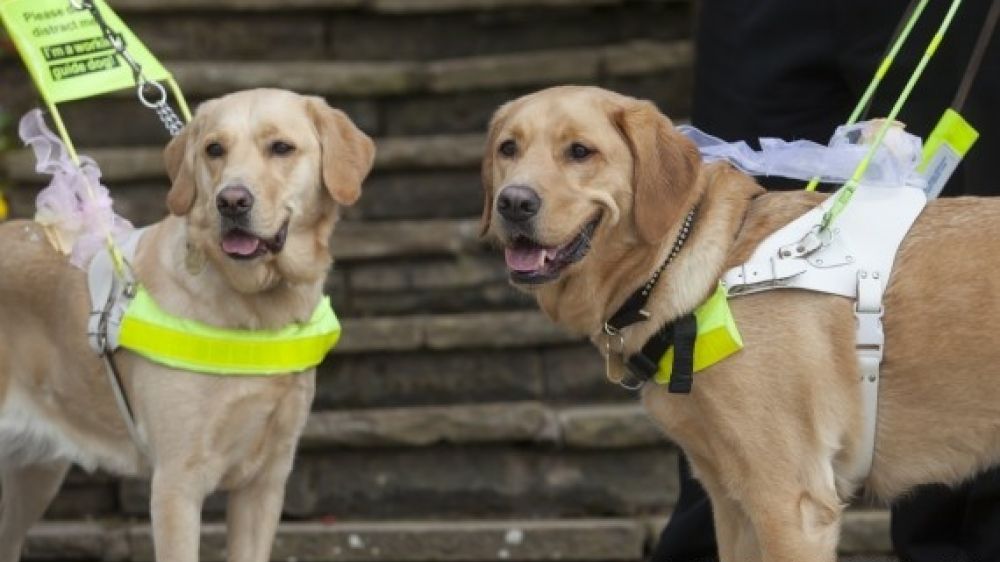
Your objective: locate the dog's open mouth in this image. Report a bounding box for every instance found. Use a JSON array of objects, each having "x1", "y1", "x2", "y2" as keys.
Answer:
[
  {"x1": 221, "y1": 219, "x2": 290, "y2": 260},
  {"x1": 504, "y1": 213, "x2": 601, "y2": 284}
]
